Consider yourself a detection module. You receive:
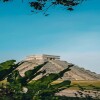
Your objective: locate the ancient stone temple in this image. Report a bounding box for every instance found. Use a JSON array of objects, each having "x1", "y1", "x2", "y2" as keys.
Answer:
[
  {"x1": 25, "y1": 54, "x2": 60, "y2": 61},
  {"x1": 17, "y1": 54, "x2": 100, "y2": 80}
]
